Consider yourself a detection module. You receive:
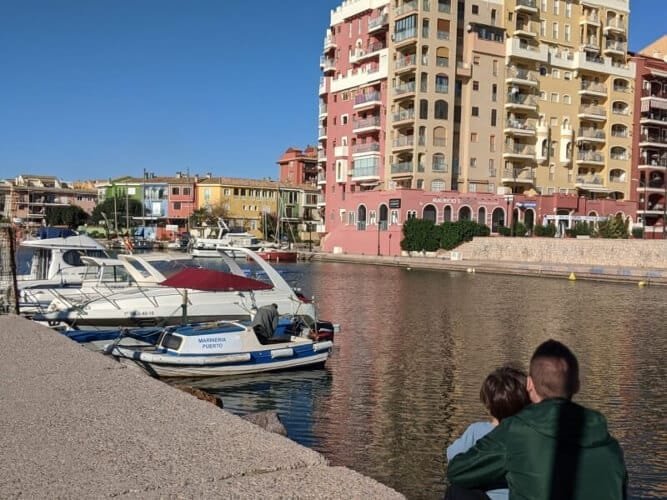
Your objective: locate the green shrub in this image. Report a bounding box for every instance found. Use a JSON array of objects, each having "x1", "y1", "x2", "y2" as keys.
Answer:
[
  {"x1": 513, "y1": 221, "x2": 528, "y2": 237},
  {"x1": 533, "y1": 223, "x2": 557, "y2": 237},
  {"x1": 498, "y1": 226, "x2": 511, "y2": 236},
  {"x1": 594, "y1": 214, "x2": 629, "y2": 239},
  {"x1": 632, "y1": 227, "x2": 644, "y2": 239},
  {"x1": 402, "y1": 218, "x2": 491, "y2": 250}
]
